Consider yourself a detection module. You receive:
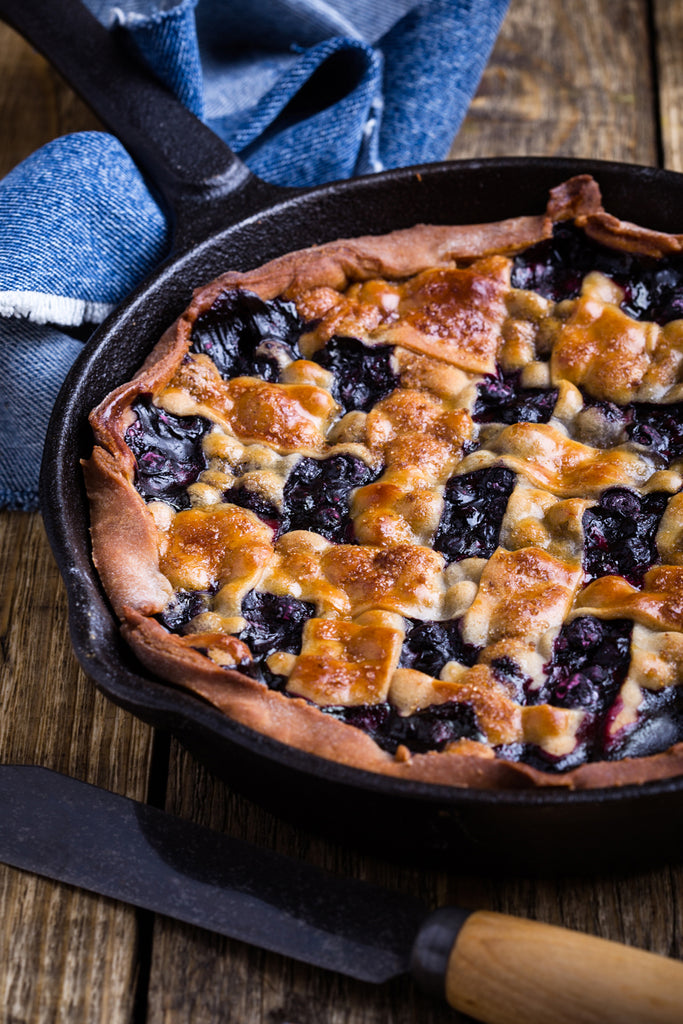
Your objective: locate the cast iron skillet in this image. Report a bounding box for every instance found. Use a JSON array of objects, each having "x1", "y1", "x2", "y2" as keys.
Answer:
[{"x1": 7, "y1": 0, "x2": 683, "y2": 872}]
